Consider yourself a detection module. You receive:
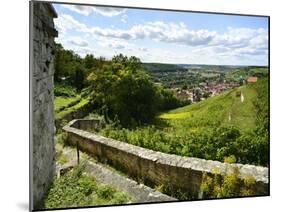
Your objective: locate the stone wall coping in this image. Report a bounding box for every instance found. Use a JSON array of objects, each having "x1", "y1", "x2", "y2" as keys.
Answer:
[{"x1": 63, "y1": 119, "x2": 268, "y2": 184}]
